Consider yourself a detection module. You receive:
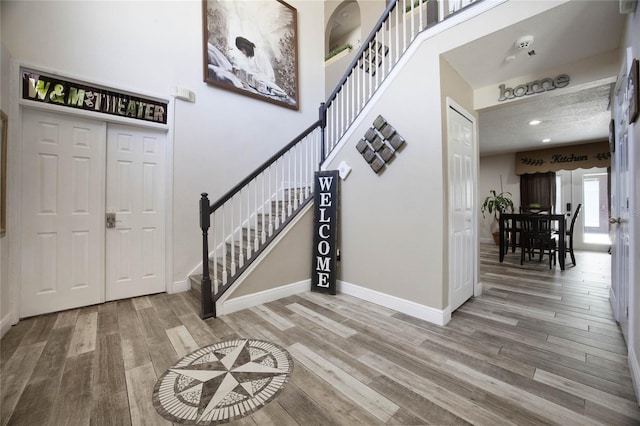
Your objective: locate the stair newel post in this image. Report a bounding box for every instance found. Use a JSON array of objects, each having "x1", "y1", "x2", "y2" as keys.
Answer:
[
  {"x1": 199, "y1": 193, "x2": 215, "y2": 319},
  {"x1": 319, "y1": 102, "x2": 327, "y2": 164}
]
